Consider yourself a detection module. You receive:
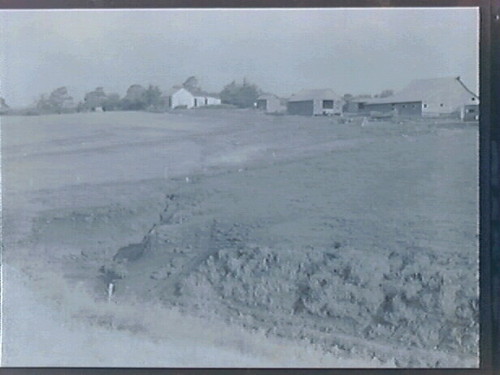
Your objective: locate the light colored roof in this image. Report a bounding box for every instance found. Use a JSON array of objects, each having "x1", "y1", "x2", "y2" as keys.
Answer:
[
  {"x1": 363, "y1": 76, "x2": 479, "y2": 105},
  {"x1": 348, "y1": 96, "x2": 374, "y2": 103},
  {"x1": 257, "y1": 94, "x2": 279, "y2": 100},
  {"x1": 165, "y1": 86, "x2": 220, "y2": 99},
  {"x1": 164, "y1": 86, "x2": 186, "y2": 96},
  {"x1": 190, "y1": 89, "x2": 221, "y2": 99},
  {"x1": 288, "y1": 89, "x2": 340, "y2": 102}
]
